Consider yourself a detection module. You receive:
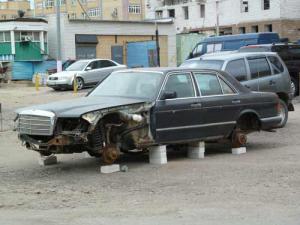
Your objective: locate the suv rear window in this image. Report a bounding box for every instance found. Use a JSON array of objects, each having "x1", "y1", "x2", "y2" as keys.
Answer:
[
  {"x1": 248, "y1": 57, "x2": 271, "y2": 79},
  {"x1": 268, "y1": 56, "x2": 284, "y2": 74},
  {"x1": 181, "y1": 60, "x2": 224, "y2": 70},
  {"x1": 225, "y1": 59, "x2": 248, "y2": 81}
]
